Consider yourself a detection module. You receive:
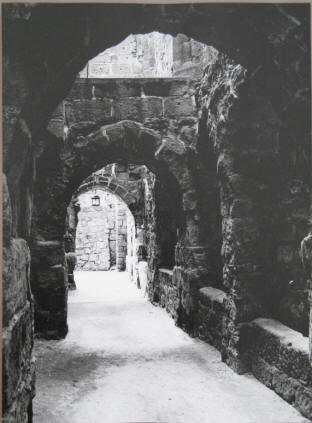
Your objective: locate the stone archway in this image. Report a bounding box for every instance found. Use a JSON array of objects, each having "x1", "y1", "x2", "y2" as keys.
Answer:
[
  {"x1": 64, "y1": 164, "x2": 151, "y2": 289},
  {"x1": 3, "y1": 5, "x2": 311, "y2": 421},
  {"x1": 31, "y1": 120, "x2": 209, "y2": 341}
]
